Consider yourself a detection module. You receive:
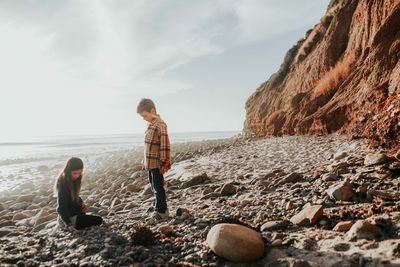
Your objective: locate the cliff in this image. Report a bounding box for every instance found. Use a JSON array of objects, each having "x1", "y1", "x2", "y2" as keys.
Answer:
[{"x1": 244, "y1": 0, "x2": 400, "y2": 150}]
